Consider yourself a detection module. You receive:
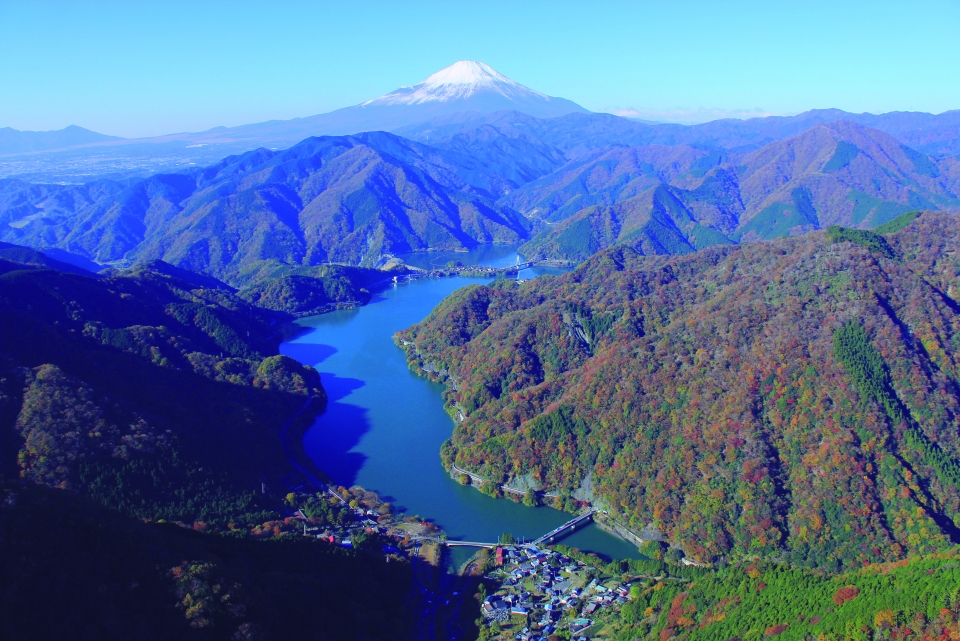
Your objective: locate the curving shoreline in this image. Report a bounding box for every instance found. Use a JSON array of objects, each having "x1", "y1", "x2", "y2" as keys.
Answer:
[{"x1": 280, "y1": 259, "x2": 644, "y2": 562}]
